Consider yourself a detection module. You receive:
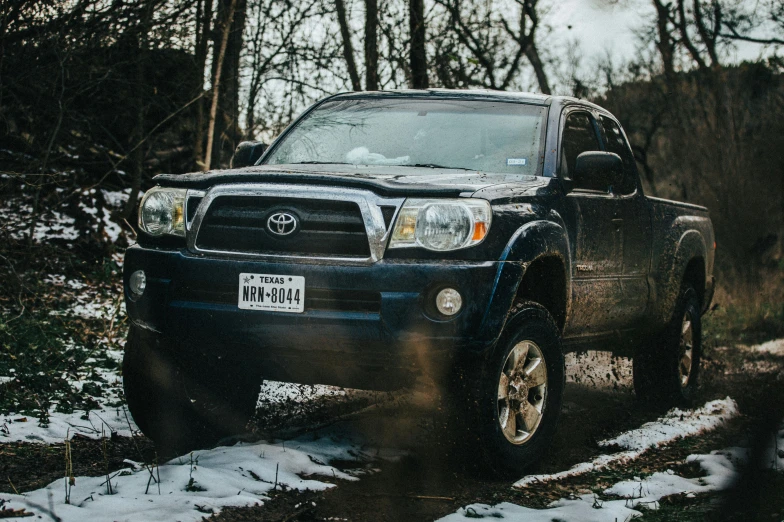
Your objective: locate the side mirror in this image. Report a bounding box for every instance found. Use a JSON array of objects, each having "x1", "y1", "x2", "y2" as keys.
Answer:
[
  {"x1": 231, "y1": 141, "x2": 267, "y2": 168},
  {"x1": 573, "y1": 151, "x2": 624, "y2": 192}
]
